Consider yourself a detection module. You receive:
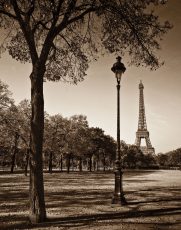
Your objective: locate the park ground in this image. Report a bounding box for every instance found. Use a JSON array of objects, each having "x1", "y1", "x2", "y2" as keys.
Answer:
[{"x1": 0, "y1": 170, "x2": 181, "y2": 230}]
